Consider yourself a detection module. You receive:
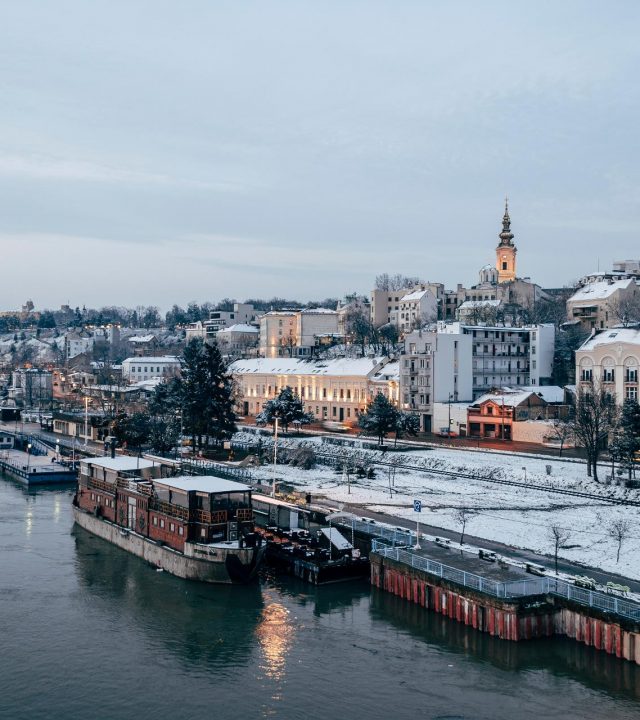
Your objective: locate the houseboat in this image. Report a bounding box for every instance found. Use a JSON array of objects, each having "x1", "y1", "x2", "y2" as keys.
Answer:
[{"x1": 73, "y1": 456, "x2": 264, "y2": 584}]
